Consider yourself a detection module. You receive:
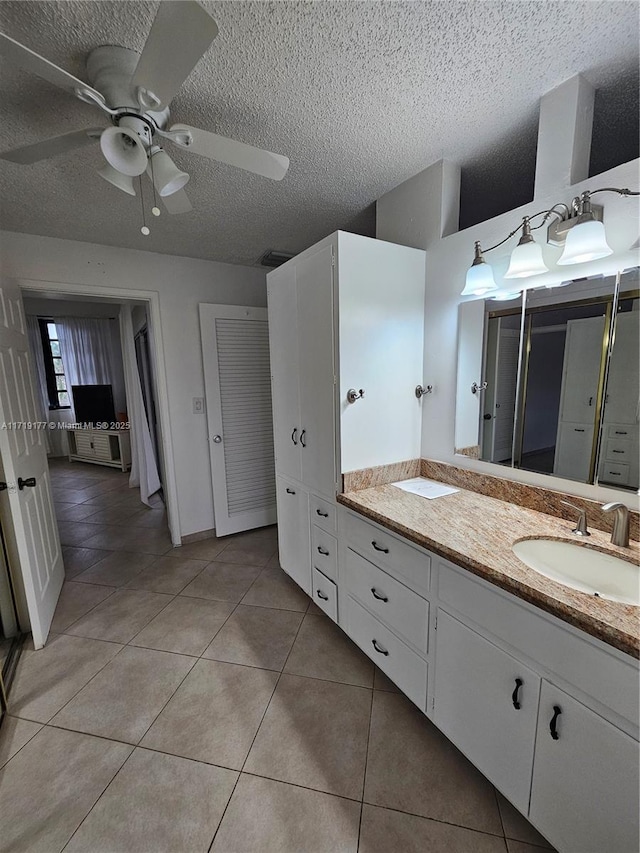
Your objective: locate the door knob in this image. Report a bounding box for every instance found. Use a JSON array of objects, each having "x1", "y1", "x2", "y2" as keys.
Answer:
[
  {"x1": 18, "y1": 477, "x2": 36, "y2": 490},
  {"x1": 212, "y1": 435, "x2": 222, "y2": 443},
  {"x1": 0, "y1": 482, "x2": 6, "y2": 491}
]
